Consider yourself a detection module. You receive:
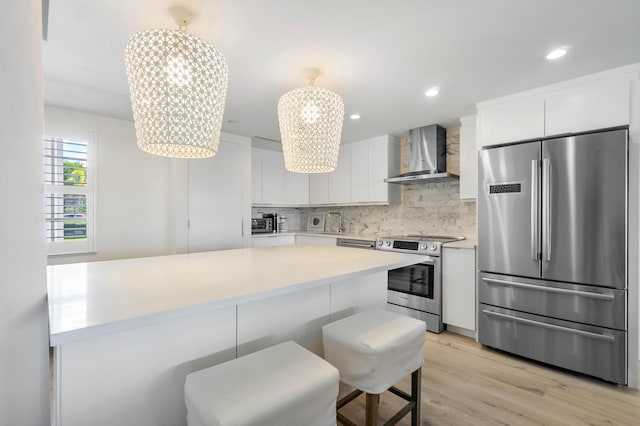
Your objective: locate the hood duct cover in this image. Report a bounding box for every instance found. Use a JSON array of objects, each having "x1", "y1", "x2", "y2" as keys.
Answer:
[{"x1": 385, "y1": 124, "x2": 458, "y2": 184}]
